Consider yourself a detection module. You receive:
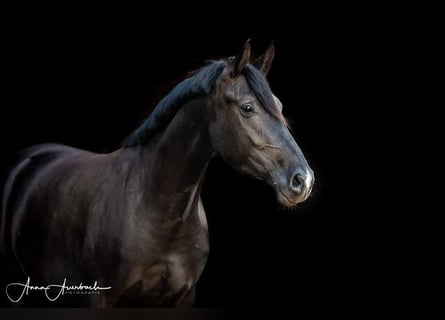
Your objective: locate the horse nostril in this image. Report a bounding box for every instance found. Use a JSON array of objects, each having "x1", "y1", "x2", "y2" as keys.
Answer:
[{"x1": 291, "y1": 173, "x2": 304, "y2": 193}]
